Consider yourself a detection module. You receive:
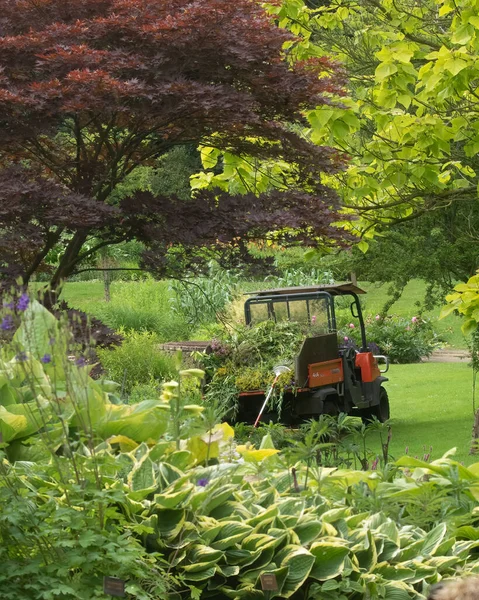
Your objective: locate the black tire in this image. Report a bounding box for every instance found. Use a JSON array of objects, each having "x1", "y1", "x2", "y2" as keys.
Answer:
[{"x1": 361, "y1": 387, "x2": 390, "y2": 424}]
